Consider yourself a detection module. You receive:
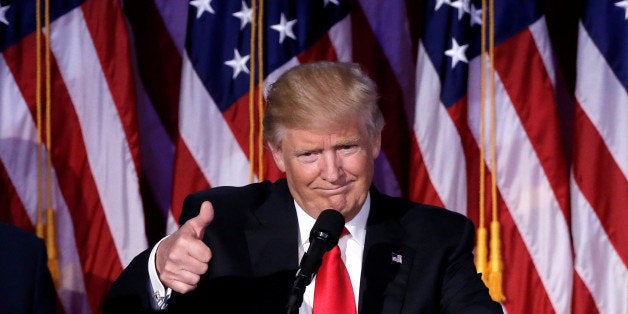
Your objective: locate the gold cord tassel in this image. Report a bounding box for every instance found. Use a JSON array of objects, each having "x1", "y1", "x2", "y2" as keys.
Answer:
[
  {"x1": 475, "y1": 0, "x2": 489, "y2": 285},
  {"x1": 485, "y1": 0, "x2": 504, "y2": 301},
  {"x1": 46, "y1": 207, "x2": 60, "y2": 287},
  {"x1": 35, "y1": 0, "x2": 60, "y2": 287},
  {"x1": 476, "y1": 0, "x2": 505, "y2": 301},
  {"x1": 487, "y1": 221, "x2": 506, "y2": 301},
  {"x1": 475, "y1": 226, "x2": 488, "y2": 282}
]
